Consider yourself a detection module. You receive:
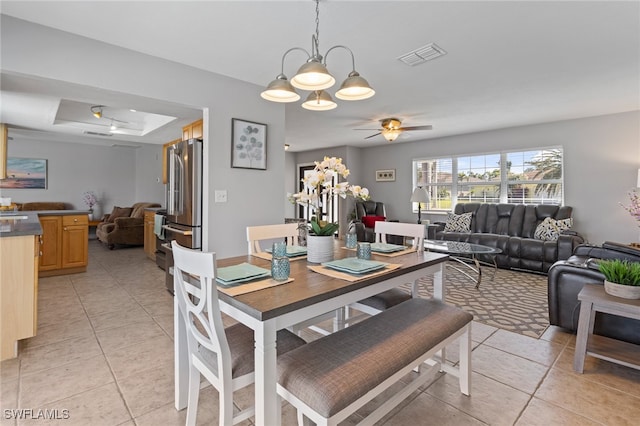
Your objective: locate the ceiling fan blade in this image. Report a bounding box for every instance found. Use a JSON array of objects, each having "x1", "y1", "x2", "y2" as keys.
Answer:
[
  {"x1": 354, "y1": 128, "x2": 382, "y2": 131},
  {"x1": 364, "y1": 132, "x2": 382, "y2": 139},
  {"x1": 398, "y1": 125, "x2": 433, "y2": 131}
]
